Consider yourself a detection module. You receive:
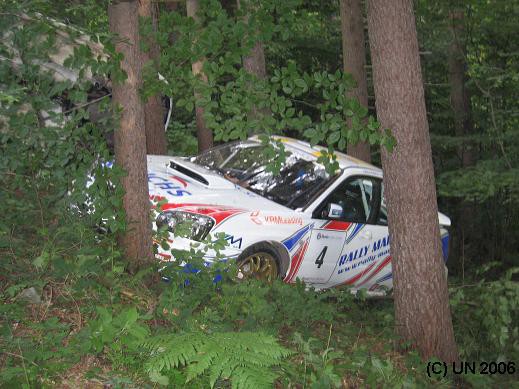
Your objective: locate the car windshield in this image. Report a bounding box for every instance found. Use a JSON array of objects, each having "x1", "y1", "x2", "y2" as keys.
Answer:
[{"x1": 192, "y1": 141, "x2": 333, "y2": 209}]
